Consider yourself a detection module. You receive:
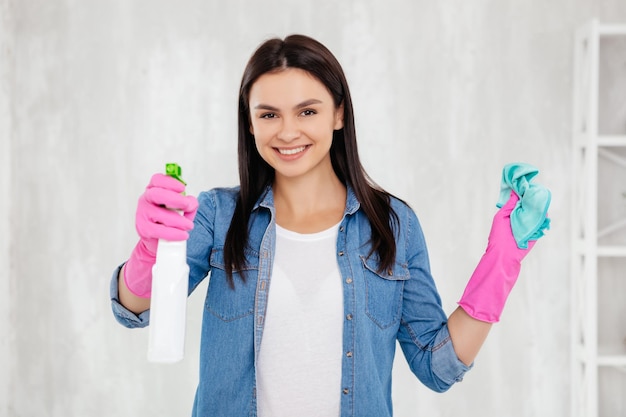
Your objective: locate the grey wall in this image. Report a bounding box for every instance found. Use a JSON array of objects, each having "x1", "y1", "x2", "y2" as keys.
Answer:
[
  {"x1": 2, "y1": 1, "x2": 625, "y2": 416},
  {"x1": 1, "y1": 1, "x2": 13, "y2": 415}
]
